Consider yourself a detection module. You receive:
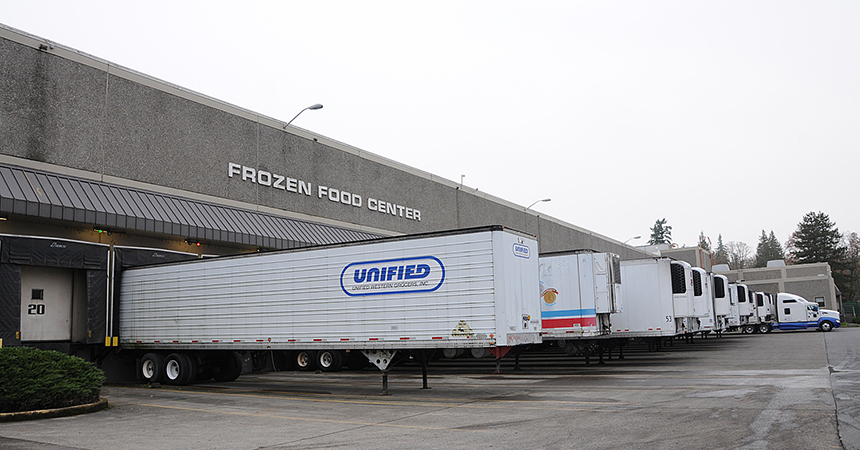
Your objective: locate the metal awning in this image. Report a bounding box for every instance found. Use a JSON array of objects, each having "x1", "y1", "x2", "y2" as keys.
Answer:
[{"x1": 0, "y1": 164, "x2": 382, "y2": 248}]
